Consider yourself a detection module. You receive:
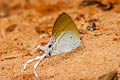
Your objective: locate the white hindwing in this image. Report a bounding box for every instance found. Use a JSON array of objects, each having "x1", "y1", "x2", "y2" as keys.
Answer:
[{"x1": 50, "y1": 31, "x2": 81, "y2": 56}]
